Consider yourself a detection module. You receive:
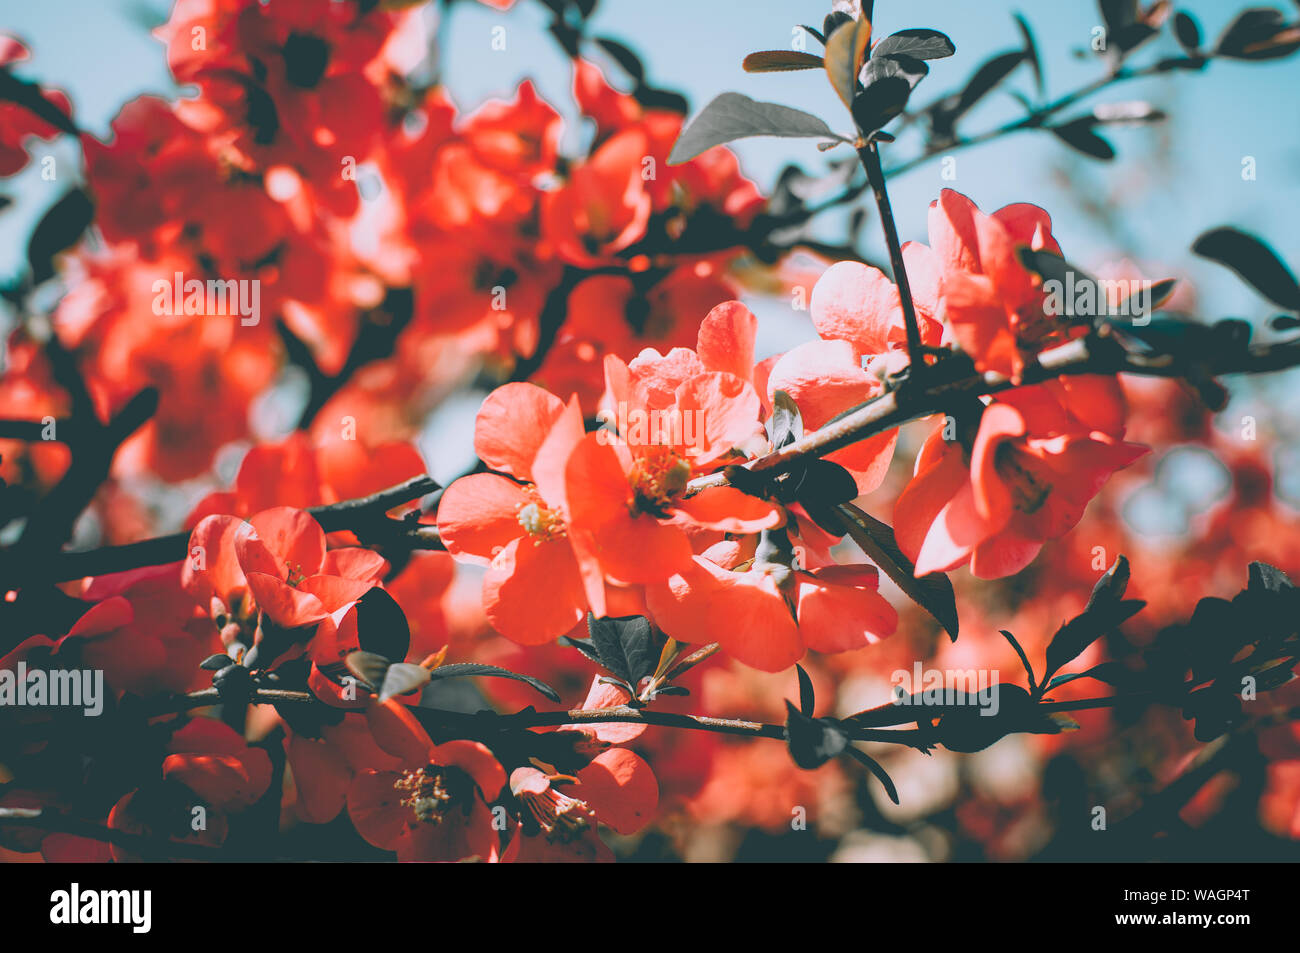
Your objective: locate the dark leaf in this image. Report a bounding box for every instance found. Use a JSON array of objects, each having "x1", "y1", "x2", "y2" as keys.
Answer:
[
  {"x1": 796, "y1": 663, "x2": 815, "y2": 716},
  {"x1": 999, "y1": 629, "x2": 1037, "y2": 692},
  {"x1": 426, "y1": 663, "x2": 560, "y2": 702},
  {"x1": 862, "y1": 51, "x2": 930, "y2": 88},
  {"x1": 1044, "y1": 556, "x2": 1145, "y2": 678},
  {"x1": 954, "y1": 50, "x2": 1026, "y2": 117},
  {"x1": 378, "y1": 662, "x2": 432, "y2": 702},
  {"x1": 799, "y1": 24, "x2": 827, "y2": 45},
  {"x1": 27, "y1": 187, "x2": 94, "y2": 285},
  {"x1": 594, "y1": 36, "x2": 644, "y2": 82},
  {"x1": 1099, "y1": 0, "x2": 1139, "y2": 33},
  {"x1": 870, "y1": 28, "x2": 955, "y2": 61},
  {"x1": 1216, "y1": 7, "x2": 1300, "y2": 60},
  {"x1": 1173, "y1": 10, "x2": 1202, "y2": 52},
  {"x1": 353, "y1": 587, "x2": 411, "y2": 664},
  {"x1": 784, "y1": 701, "x2": 848, "y2": 768},
  {"x1": 834, "y1": 502, "x2": 959, "y2": 640},
  {"x1": 1249, "y1": 560, "x2": 1294, "y2": 594},
  {"x1": 587, "y1": 614, "x2": 660, "y2": 686},
  {"x1": 1192, "y1": 227, "x2": 1300, "y2": 311},
  {"x1": 558, "y1": 635, "x2": 603, "y2": 664},
  {"x1": 1045, "y1": 661, "x2": 1134, "y2": 691},
  {"x1": 743, "y1": 50, "x2": 825, "y2": 72},
  {"x1": 1014, "y1": 13, "x2": 1044, "y2": 95},
  {"x1": 668, "y1": 92, "x2": 843, "y2": 164},
  {"x1": 0, "y1": 69, "x2": 78, "y2": 137},
  {"x1": 935, "y1": 685, "x2": 1047, "y2": 751},
  {"x1": 790, "y1": 459, "x2": 858, "y2": 511},
  {"x1": 633, "y1": 85, "x2": 689, "y2": 115},
  {"x1": 853, "y1": 54, "x2": 928, "y2": 133},
  {"x1": 1049, "y1": 118, "x2": 1116, "y2": 160},
  {"x1": 845, "y1": 746, "x2": 900, "y2": 804},
  {"x1": 852, "y1": 75, "x2": 913, "y2": 134}
]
